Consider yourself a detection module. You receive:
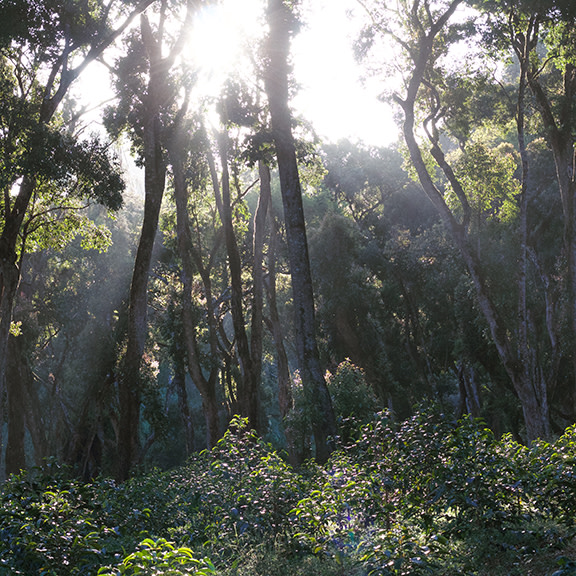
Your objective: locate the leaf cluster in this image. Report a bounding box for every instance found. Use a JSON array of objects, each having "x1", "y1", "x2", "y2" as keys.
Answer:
[{"x1": 0, "y1": 0, "x2": 108, "y2": 54}]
